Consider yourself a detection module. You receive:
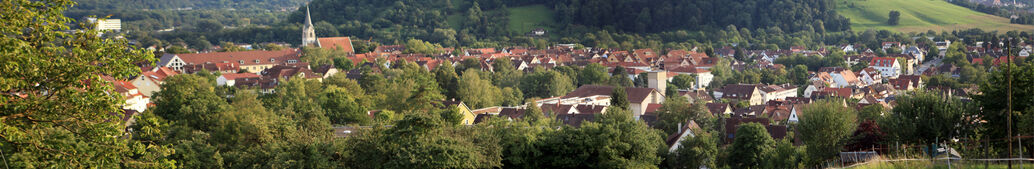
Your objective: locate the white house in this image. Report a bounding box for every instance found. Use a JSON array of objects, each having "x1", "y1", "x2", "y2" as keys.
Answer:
[
  {"x1": 868, "y1": 57, "x2": 901, "y2": 78},
  {"x1": 217, "y1": 73, "x2": 260, "y2": 86}
]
